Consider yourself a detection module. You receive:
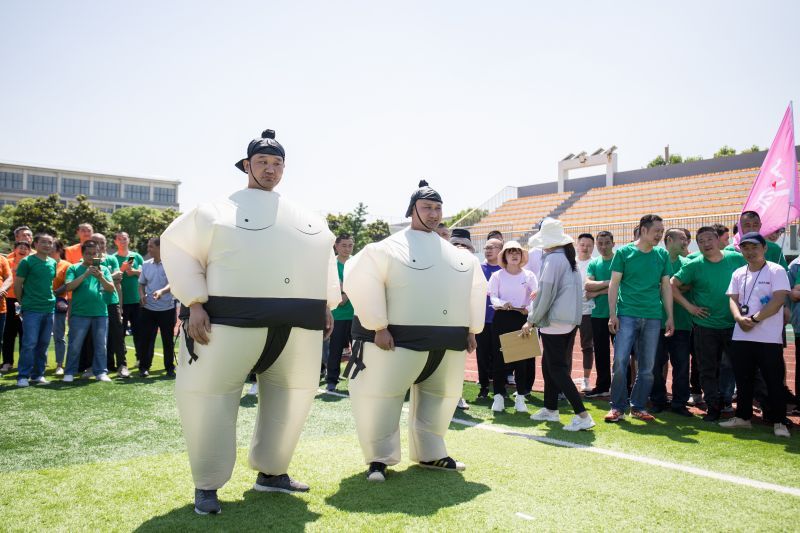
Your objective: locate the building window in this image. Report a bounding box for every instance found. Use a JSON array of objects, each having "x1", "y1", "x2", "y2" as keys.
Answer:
[
  {"x1": 62, "y1": 177, "x2": 90, "y2": 196},
  {"x1": 28, "y1": 174, "x2": 57, "y2": 193},
  {"x1": 153, "y1": 186, "x2": 176, "y2": 204},
  {"x1": 124, "y1": 184, "x2": 150, "y2": 201},
  {"x1": 95, "y1": 181, "x2": 120, "y2": 199},
  {"x1": 0, "y1": 172, "x2": 23, "y2": 190}
]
